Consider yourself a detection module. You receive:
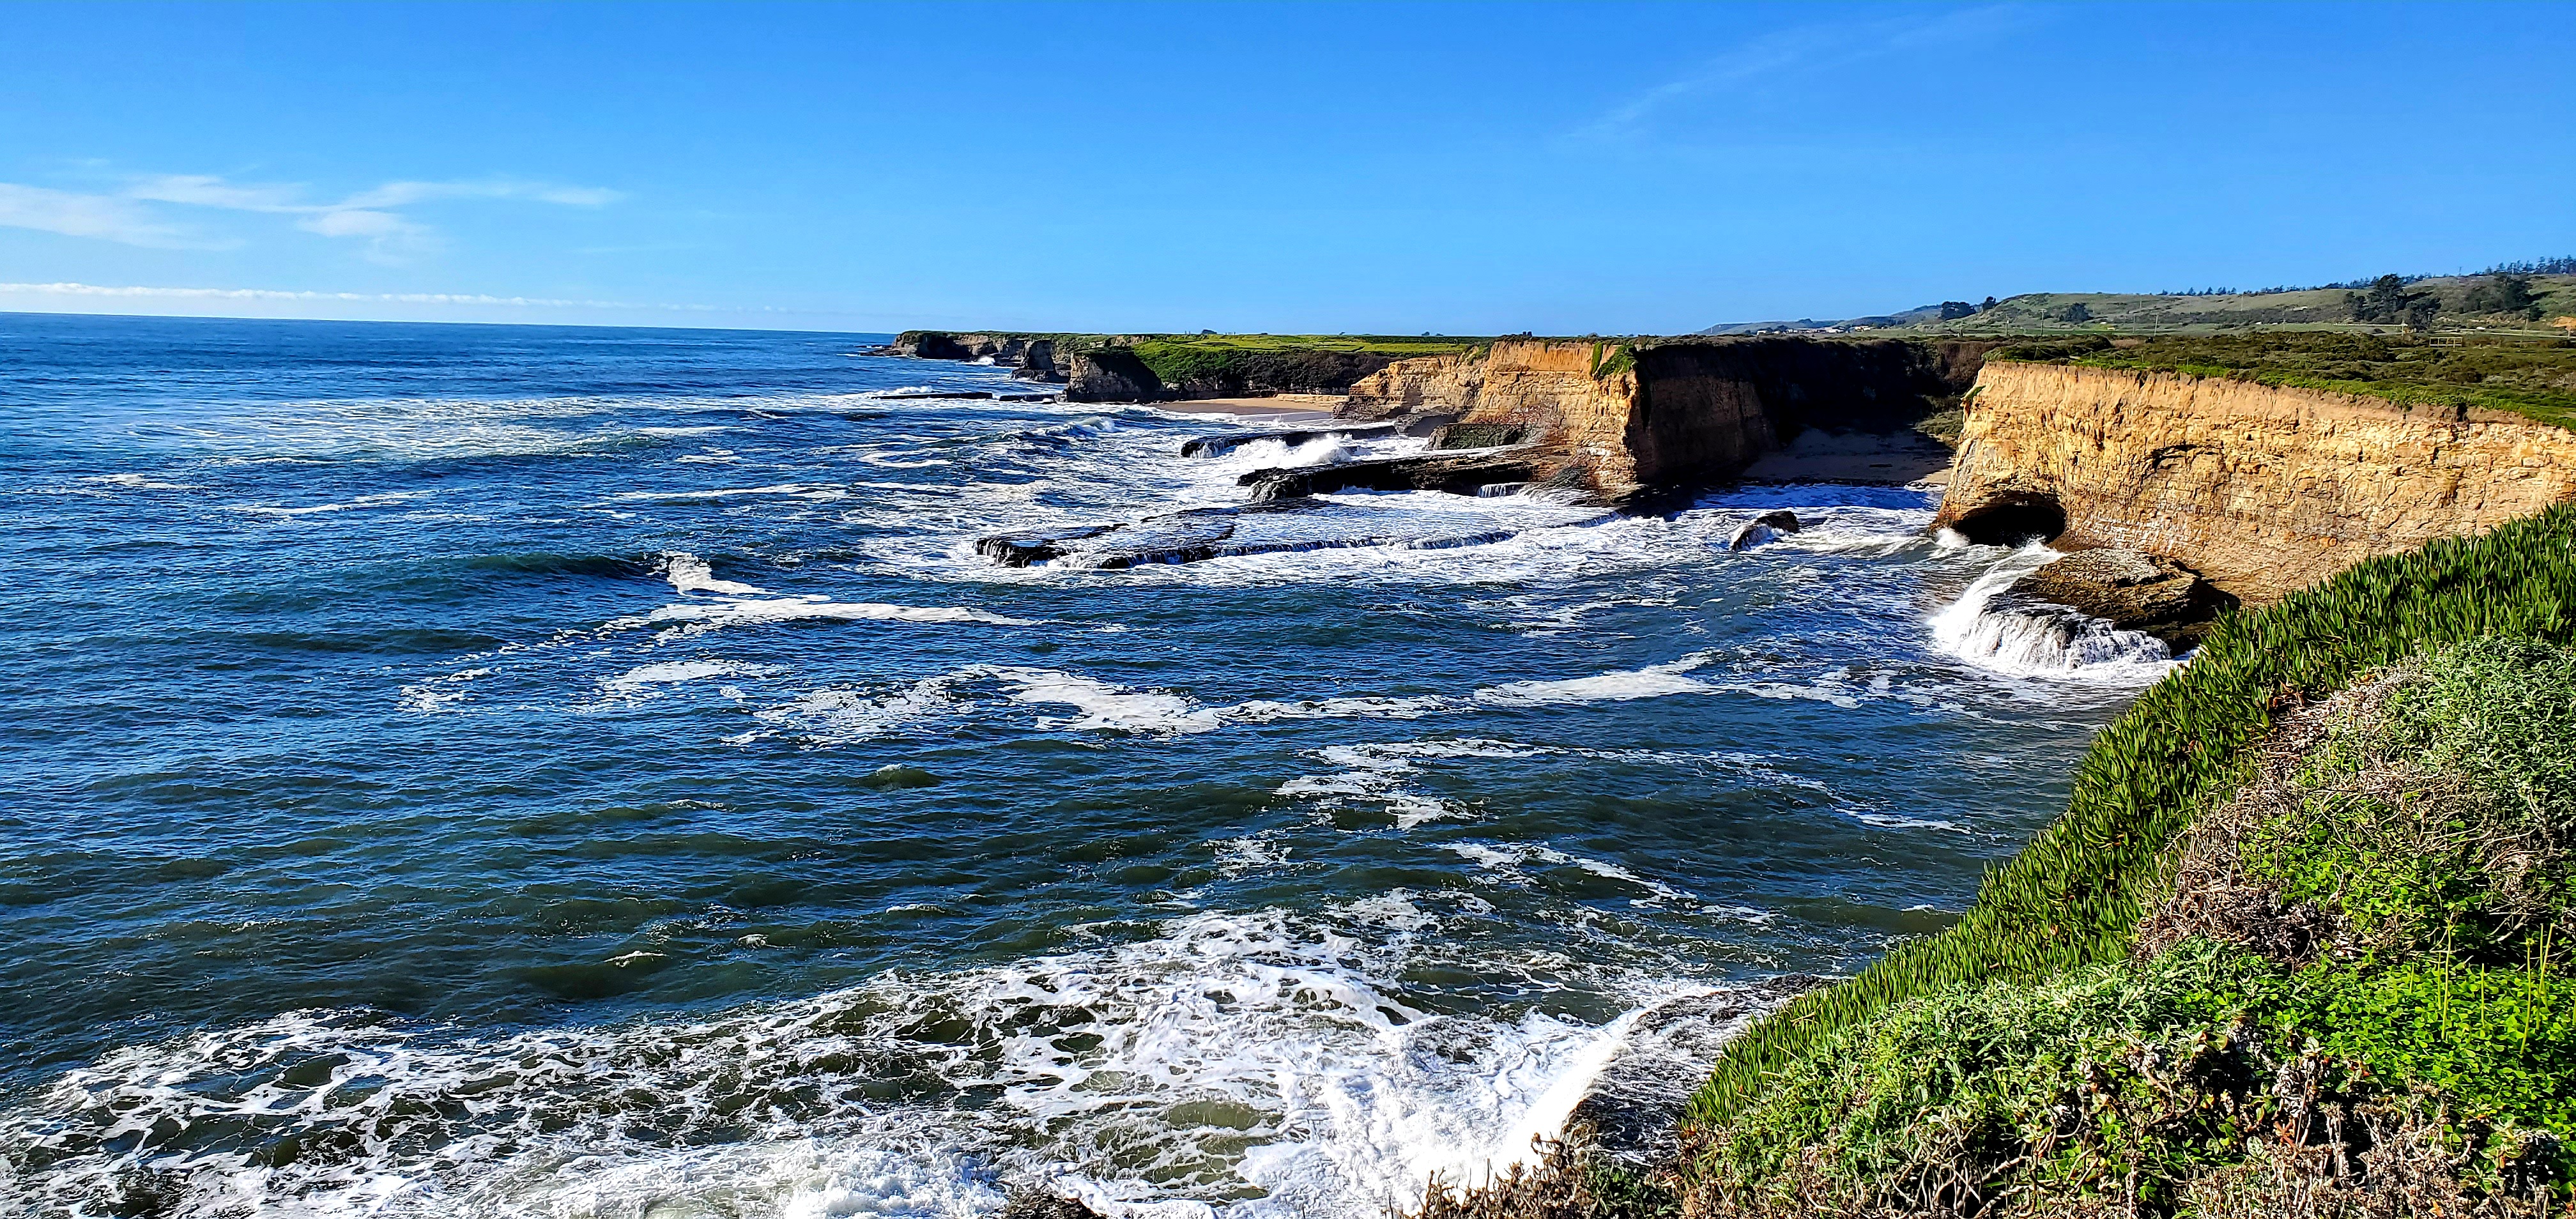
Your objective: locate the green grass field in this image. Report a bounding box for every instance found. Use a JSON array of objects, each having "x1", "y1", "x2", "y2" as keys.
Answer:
[
  {"x1": 1896, "y1": 274, "x2": 2576, "y2": 339},
  {"x1": 1991, "y1": 332, "x2": 2576, "y2": 430}
]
